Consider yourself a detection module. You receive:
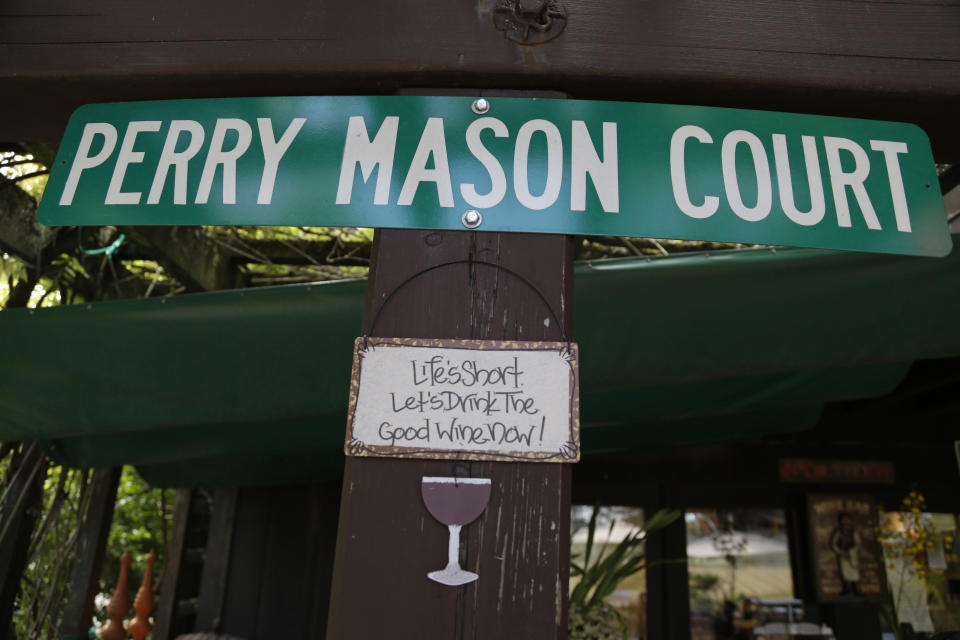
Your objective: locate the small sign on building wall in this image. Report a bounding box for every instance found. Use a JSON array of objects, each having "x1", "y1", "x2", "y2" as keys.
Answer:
[
  {"x1": 345, "y1": 338, "x2": 580, "y2": 462},
  {"x1": 779, "y1": 459, "x2": 895, "y2": 484}
]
